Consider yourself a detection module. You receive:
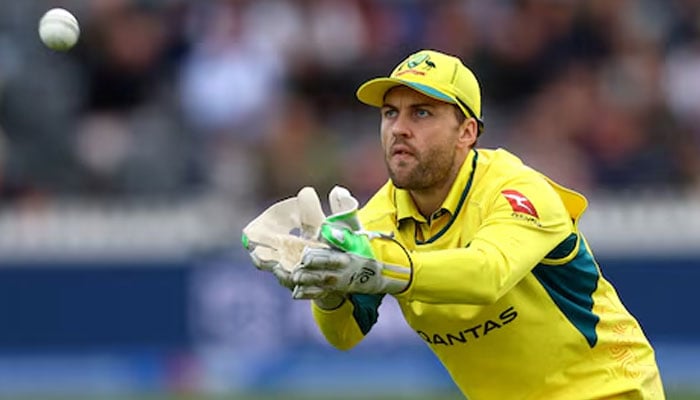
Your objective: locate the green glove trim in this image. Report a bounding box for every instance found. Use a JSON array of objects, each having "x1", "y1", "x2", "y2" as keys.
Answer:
[{"x1": 320, "y1": 224, "x2": 374, "y2": 258}]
